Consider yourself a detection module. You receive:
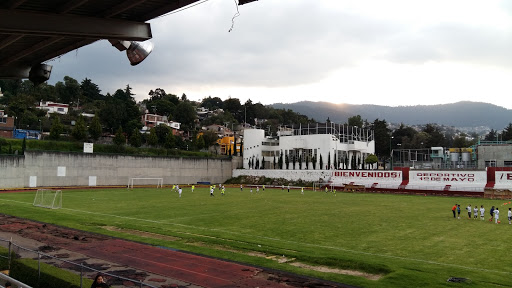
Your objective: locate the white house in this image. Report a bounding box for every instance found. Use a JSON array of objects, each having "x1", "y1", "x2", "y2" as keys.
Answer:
[
  {"x1": 37, "y1": 101, "x2": 69, "y2": 115},
  {"x1": 141, "y1": 113, "x2": 181, "y2": 132},
  {"x1": 243, "y1": 123, "x2": 375, "y2": 170}
]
